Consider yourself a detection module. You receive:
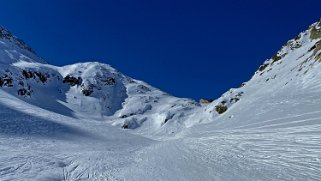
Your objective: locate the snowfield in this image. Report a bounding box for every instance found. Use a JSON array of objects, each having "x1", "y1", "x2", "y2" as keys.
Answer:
[{"x1": 1, "y1": 20, "x2": 321, "y2": 180}]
